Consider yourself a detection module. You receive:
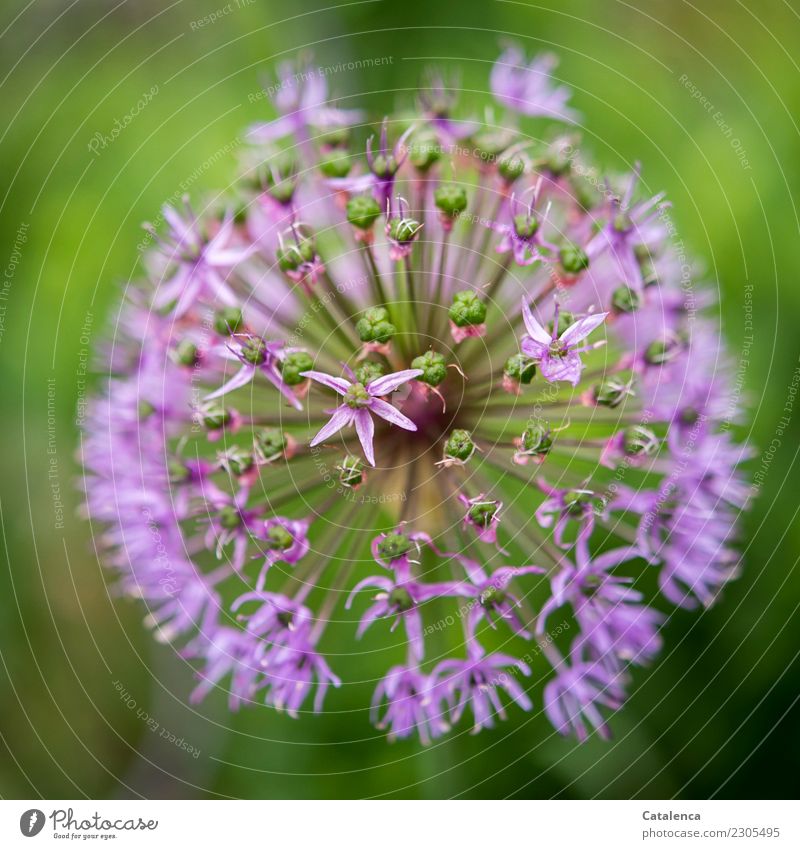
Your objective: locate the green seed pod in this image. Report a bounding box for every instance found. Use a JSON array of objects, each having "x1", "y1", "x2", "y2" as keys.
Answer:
[
  {"x1": 611, "y1": 285, "x2": 643, "y2": 314},
  {"x1": 411, "y1": 350, "x2": 447, "y2": 387},
  {"x1": 265, "y1": 524, "x2": 294, "y2": 550},
  {"x1": 434, "y1": 183, "x2": 468, "y2": 219},
  {"x1": 214, "y1": 307, "x2": 244, "y2": 336},
  {"x1": 623, "y1": 425, "x2": 660, "y2": 457},
  {"x1": 593, "y1": 377, "x2": 634, "y2": 408},
  {"x1": 449, "y1": 290, "x2": 486, "y2": 328},
  {"x1": 445, "y1": 428, "x2": 475, "y2": 461},
  {"x1": 319, "y1": 150, "x2": 352, "y2": 178},
  {"x1": 377, "y1": 533, "x2": 413, "y2": 562},
  {"x1": 356, "y1": 306, "x2": 396, "y2": 344},
  {"x1": 559, "y1": 243, "x2": 590, "y2": 275},
  {"x1": 174, "y1": 339, "x2": 199, "y2": 367},
  {"x1": 281, "y1": 351, "x2": 314, "y2": 385},
  {"x1": 355, "y1": 361, "x2": 386, "y2": 385},
  {"x1": 346, "y1": 195, "x2": 382, "y2": 230},
  {"x1": 255, "y1": 427, "x2": 287, "y2": 460},
  {"x1": 520, "y1": 423, "x2": 553, "y2": 456},
  {"x1": 504, "y1": 353, "x2": 537, "y2": 385}
]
